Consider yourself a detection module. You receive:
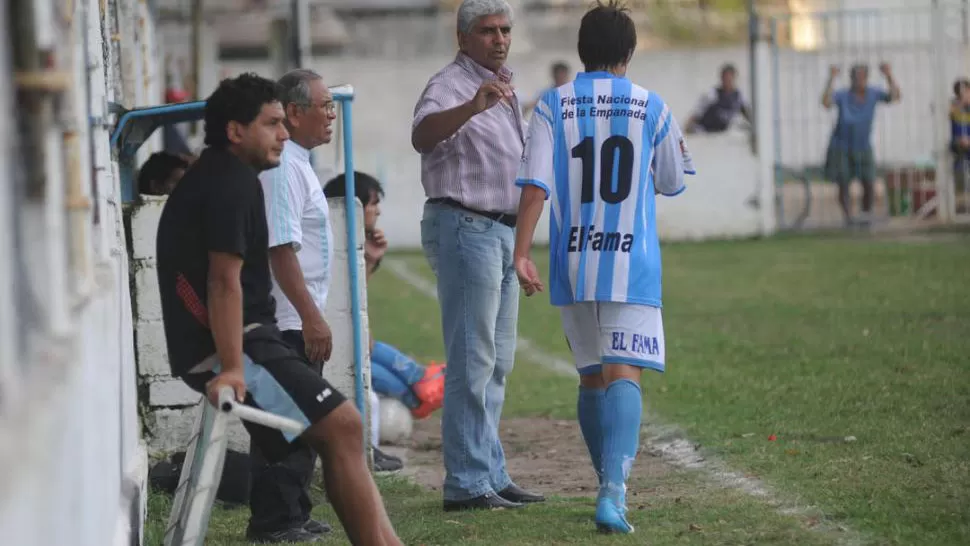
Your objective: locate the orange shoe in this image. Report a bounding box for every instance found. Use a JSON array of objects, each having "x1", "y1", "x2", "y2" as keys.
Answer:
[{"x1": 410, "y1": 363, "x2": 445, "y2": 420}]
